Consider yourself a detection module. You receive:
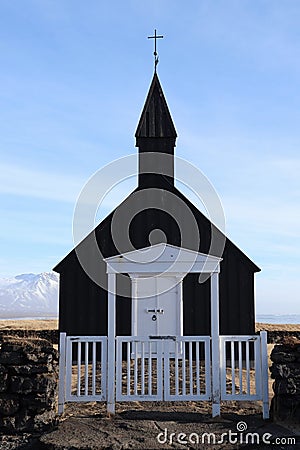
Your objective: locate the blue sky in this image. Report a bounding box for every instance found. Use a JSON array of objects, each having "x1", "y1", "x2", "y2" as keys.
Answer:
[{"x1": 0, "y1": 0, "x2": 299, "y2": 315}]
